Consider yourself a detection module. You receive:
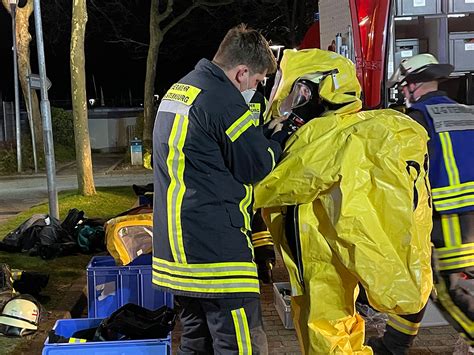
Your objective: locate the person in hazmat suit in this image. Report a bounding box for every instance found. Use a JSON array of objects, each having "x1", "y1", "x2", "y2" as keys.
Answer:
[
  {"x1": 253, "y1": 48, "x2": 433, "y2": 354},
  {"x1": 388, "y1": 53, "x2": 474, "y2": 347}
]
